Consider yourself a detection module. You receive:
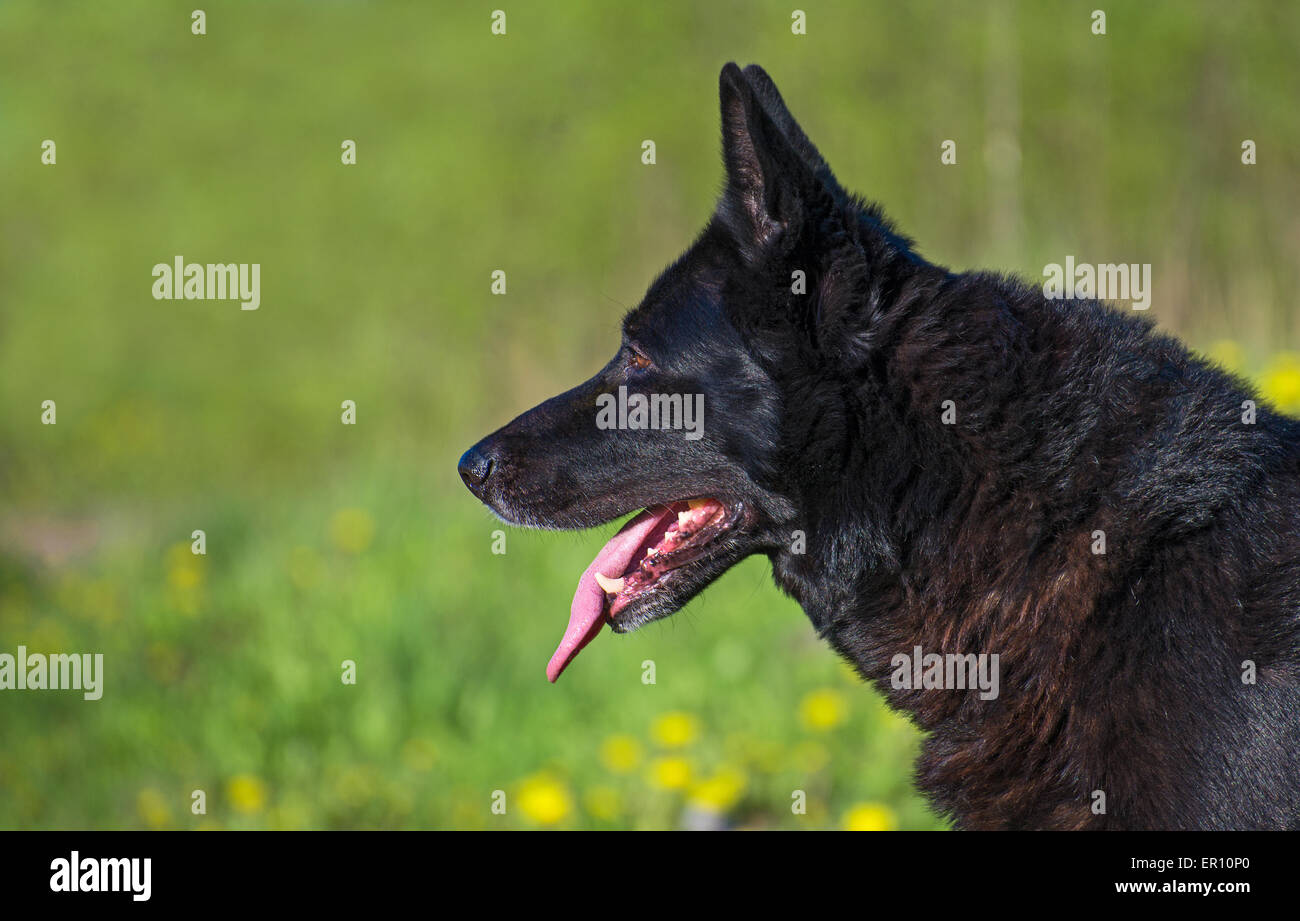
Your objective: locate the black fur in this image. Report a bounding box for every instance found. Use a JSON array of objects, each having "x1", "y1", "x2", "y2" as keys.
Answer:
[{"x1": 460, "y1": 63, "x2": 1300, "y2": 829}]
